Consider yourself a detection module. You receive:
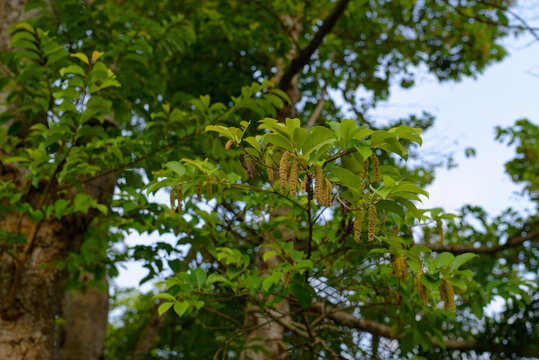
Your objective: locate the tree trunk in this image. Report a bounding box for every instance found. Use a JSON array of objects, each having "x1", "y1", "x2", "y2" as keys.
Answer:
[
  {"x1": 55, "y1": 276, "x2": 109, "y2": 360},
  {"x1": 131, "y1": 304, "x2": 167, "y2": 360},
  {"x1": 0, "y1": 170, "x2": 116, "y2": 359},
  {"x1": 2, "y1": 5, "x2": 116, "y2": 357},
  {"x1": 242, "y1": 218, "x2": 293, "y2": 360},
  {"x1": 130, "y1": 247, "x2": 196, "y2": 360},
  {"x1": 1, "y1": 0, "x2": 41, "y2": 116},
  {"x1": 0, "y1": 0, "x2": 36, "y2": 51},
  {"x1": 241, "y1": 16, "x2": 302, "y2": 358}
]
